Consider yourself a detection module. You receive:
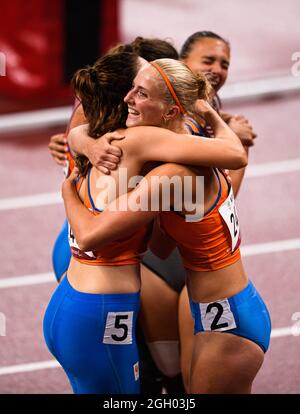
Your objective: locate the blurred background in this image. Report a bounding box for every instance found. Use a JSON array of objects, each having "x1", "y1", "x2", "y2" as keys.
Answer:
[{"x1": 0, "y1": 0, "x2": 300, "y2": 394}]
